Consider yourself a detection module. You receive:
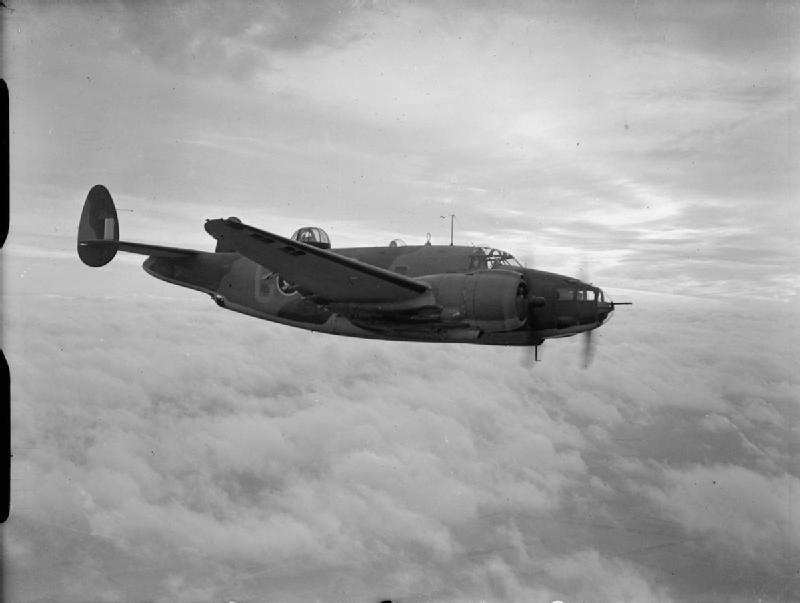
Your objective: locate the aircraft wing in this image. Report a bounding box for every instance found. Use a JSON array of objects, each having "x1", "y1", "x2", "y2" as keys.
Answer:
[
  {"x1": 79, "y1": 239, "x2": 200, "y2": 258},
  {"x1": 204, "y1": 219, "x2": 429, "y2": 303}
]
